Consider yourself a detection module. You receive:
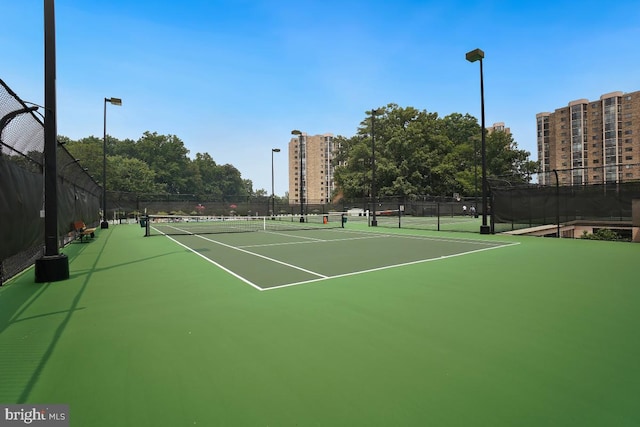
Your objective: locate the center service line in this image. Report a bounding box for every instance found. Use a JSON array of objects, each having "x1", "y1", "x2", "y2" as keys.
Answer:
[{"x1": 195, "y1": 234, "x2": 328, "y2": 278}]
